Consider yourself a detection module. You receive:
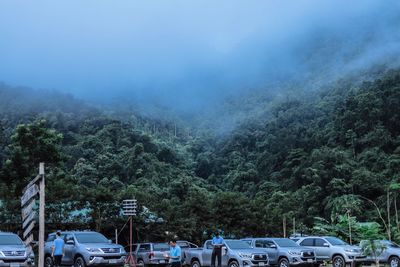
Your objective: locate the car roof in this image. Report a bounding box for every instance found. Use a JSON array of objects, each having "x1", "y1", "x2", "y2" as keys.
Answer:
[
  {"x1": 0, "y1": 232, "x2": 18, "y2": 236},
  {"x1": 49, "y1": 231, "x2": 99, "y2": 235}
]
